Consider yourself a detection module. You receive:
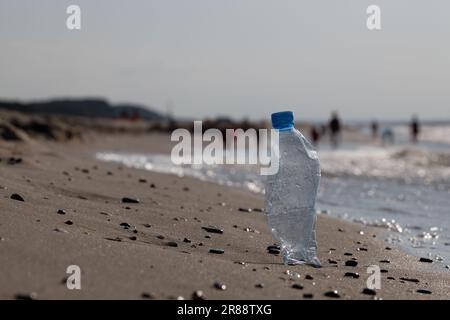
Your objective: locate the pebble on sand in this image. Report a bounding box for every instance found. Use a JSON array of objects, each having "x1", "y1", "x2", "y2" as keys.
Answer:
[
  {"x1": 141, "y1": 292, "x2": 155, "y2": 299},
  {"x1": 202, "y1": 226, "x2": 224, "y2": 234},
  {"x1": 238, "y1": 208, "x2": 252, "y2": 213},
  {"x1": 167, "y1": 241, "x2": 178, "y2": 247},
  {"x1": 213, "y1": 282, "x2": 227, "y2": 291},
  {"x1": 121, "y1": 197, "x2": 140, "y2": 204},
  {"x1": 291, "y1": 284, "x2": 304, "y2": 290},
  {"x1": 400, "y1": 277, "x2": 419, "y2": 283},
  {"x1": 57, "y1": 209, "x2": 66, "y2": 215},
  {"x1": 14, "y1": 292, "x2": 37, "y2": 300},
  {"x1": 416, "y1": 289, "x2": 432, "y2": 294},
  {"x1": 255, "y1": 283, "x2": 264, "y2": 289},
  {"x1": 209, "y1": 248, "x2": 225, "y2": 254},
  {"x1": 419, "y1": 257, "x2": 433, "y2": 263},
  {"x1": 192, "y1": 290, "x2": 205, "y2": 300},
  {"x1": 345, "y1": 260, "x2": 358, "y2": 267},
  {"x1": 10, "y1": 193, "x2": 25, "y2": 202},
  {"x1": 362, "y1": 288, "x2": 377, "y2": 296},
  {"x1": 65, "y1": 220, "x2": 74, "y2": 225},
  {"x1": 120, "y1": 222, "x2": 132, "y2": 229},
  {"x1": 324, "y1": 290, "x2": 341, "y2": 298},
  {"x1": 344, "y1": 272, "x2": 360, "y2": 279}
]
